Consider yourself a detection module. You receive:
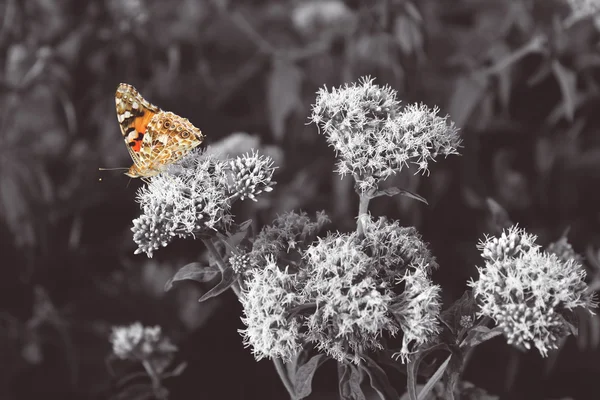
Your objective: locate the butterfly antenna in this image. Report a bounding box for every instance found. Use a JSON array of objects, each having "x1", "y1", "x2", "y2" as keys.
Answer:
[{"x1": 98, "y1": 167, "x2": 129, "y2": 171}]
